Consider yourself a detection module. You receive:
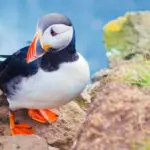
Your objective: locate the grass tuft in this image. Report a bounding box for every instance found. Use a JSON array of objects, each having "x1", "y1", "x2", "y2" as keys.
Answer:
[
  {"x1": 131, "y1": 138, "x2": 150, "y2": 150},
  {"x1": 122, "y1": 64, "x2": 150, "y2": 87}
]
